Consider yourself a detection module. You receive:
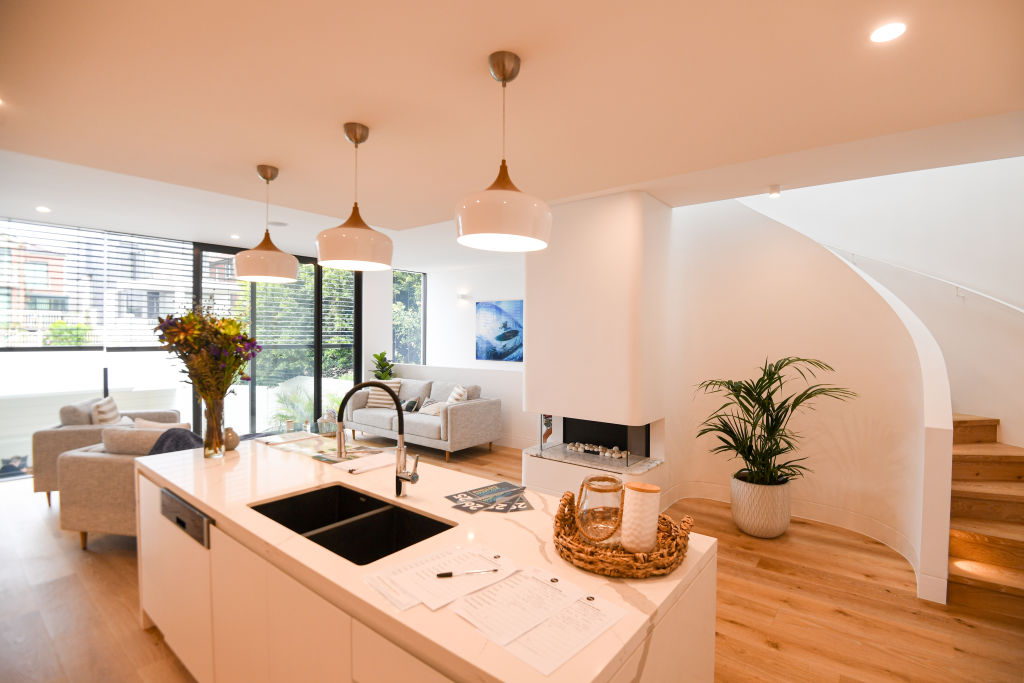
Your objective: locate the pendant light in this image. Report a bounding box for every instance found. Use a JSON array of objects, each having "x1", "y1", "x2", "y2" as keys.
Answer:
[
  {"x1": 316, "y1": 122, "x2": 393, "y2": 271},
  {"x1": 235, "y1": 164, "x2": 299, "y2": 283},
  {"x1": 455, "y1": 51, "x2": 551, "y2": 252}
]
